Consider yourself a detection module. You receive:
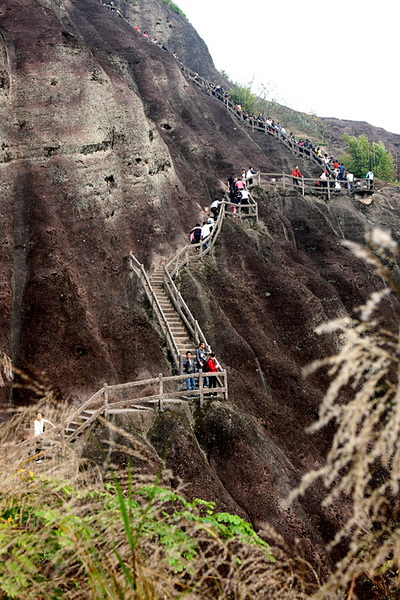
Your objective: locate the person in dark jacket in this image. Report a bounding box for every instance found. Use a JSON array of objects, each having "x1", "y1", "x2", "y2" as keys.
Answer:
[
  {"x1": 183, "y1": 351, "x2": 196, "y2": 392},
  {"x1": 189, "y1": 224, "x2": 202, "y2": 244}
]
